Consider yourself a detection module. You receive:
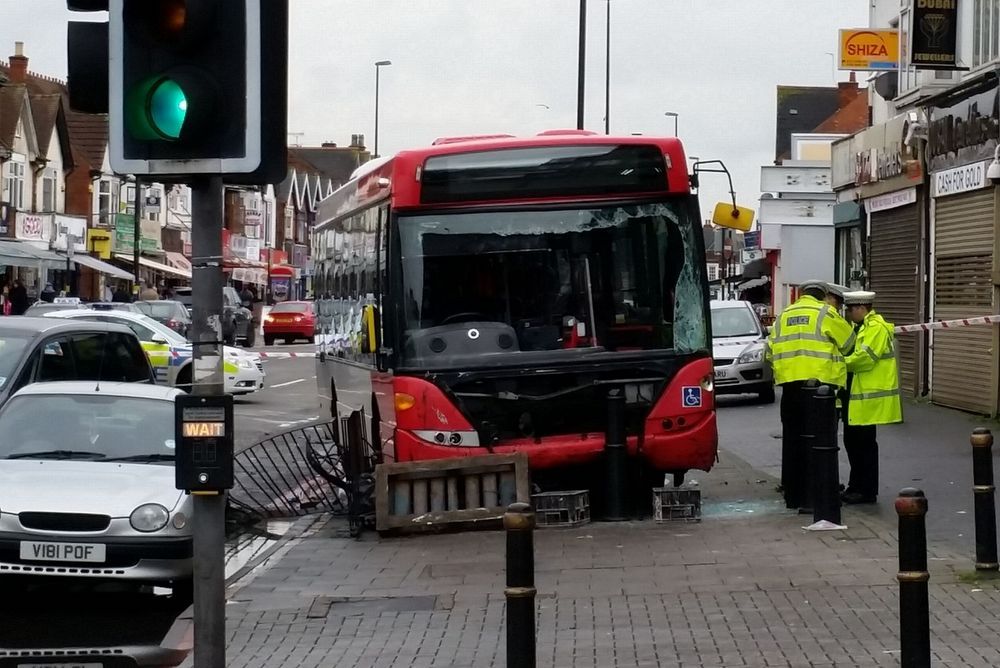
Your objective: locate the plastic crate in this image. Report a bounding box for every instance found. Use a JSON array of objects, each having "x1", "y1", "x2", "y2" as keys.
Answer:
[
  {"x1": 531, "y1": 490, "x2": 591, "y2": 528},
  {"x1": 652, "y1": 487, "x2": 701, "y2": 522}
]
